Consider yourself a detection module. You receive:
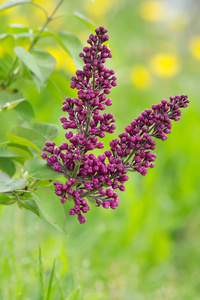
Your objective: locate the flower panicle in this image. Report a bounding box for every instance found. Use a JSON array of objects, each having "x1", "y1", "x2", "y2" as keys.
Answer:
[
  {"x1": 60, "y1": 26, "x2": 117, "y2": 154},
  {"x1": 41, "y1": 27, "x2": 189, "y2": 224}
]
